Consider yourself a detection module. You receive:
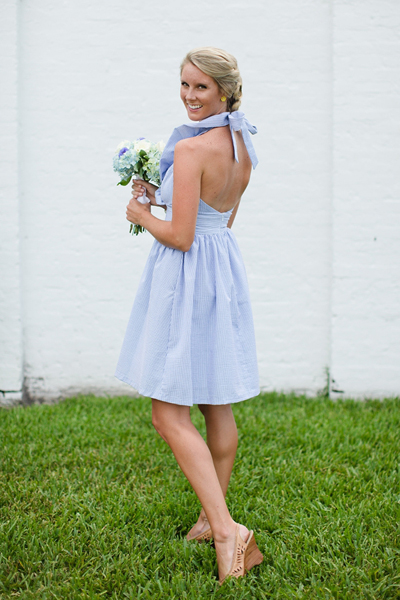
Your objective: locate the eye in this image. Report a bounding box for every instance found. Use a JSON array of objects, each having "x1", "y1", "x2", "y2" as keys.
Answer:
[
  {"x1": 181, "y1": 81, "x2": 189, "y2": 87},
  {"x1": 198, "y1": 84, "x2": 207, "y2": 89}
]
